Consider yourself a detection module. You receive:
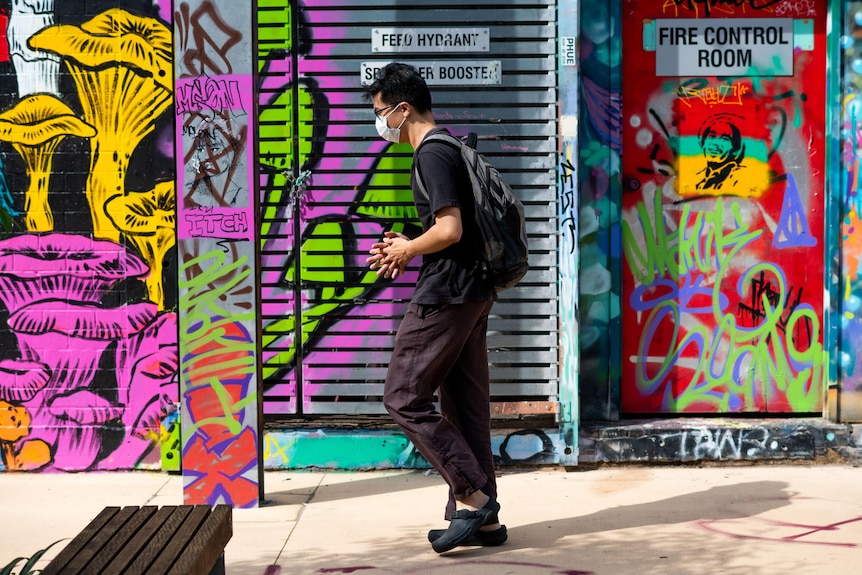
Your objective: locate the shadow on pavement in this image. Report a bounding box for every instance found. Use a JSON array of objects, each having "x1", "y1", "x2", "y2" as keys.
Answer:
[
  {"x1": 264, "y1": 470, "x2": 443, "y2": 504},
  {"x1": 494, "y1": 480, "x2": 792, "y2": 550}
]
